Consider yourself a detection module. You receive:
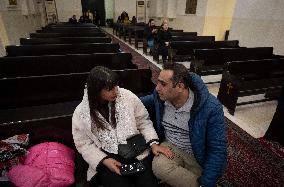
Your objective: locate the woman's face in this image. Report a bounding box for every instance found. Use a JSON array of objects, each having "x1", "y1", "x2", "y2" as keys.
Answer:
[
  {"x1": 163, "y1": 23, "x2": 168, "y2": 30},
  {"x1": 100, "y1": 86, "x2": 118, "y2": 102}
]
